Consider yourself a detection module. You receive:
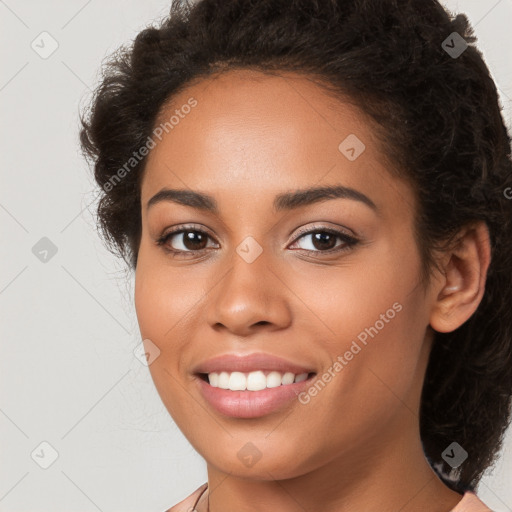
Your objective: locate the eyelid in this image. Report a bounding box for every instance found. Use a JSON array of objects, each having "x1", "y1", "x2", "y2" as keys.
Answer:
[
  {"x1": 159, "y1": 223, "x2": 215, "y2": 240},
  {"x1": 291, "y1": 222, "x2": 356, "y2": 241}
]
